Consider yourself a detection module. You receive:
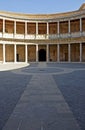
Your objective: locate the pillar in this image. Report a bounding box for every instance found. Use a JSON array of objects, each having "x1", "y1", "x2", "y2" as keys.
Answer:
[
  {"x1": 80, "y1": 43, "x2": 82, "y2": 62},
  {"x1": 3, "y1": 44, "x2": 5, "y2": 63},
  {"x1": 68, "y1": 44, "x2": 71, "y2": 62},
  {"x1": 47, "y1": 44, "x2": 49, "y2": 62},
  {"x1": 47, "y1": 22, "x2": 49, "y2": 38},
  {"x1": 25, "y1": 44, "x2": 28, "y2": 63},
  {"x1": 14, "y1": 44, "x2": 16, "y2": 63},
  {"x1": 68, "y1": 20, "x2": 70, "y2": 34},
  {"x1": 14, "y1": 21, "x2": 16, "y2": 37},
  {"x1": 57, "y1": 22, "x2": 59, "y2": 35},
  {"x1": 25, "y1": 22, "x2": 27, "y2": 36},
  {"x1": 57, "y1": 44, "x2": 60, "y2": 62},
  {"x1": 36, "y1": 44, "x2": 38, "y2": 62},
  {"x1": 36, "y1": 22, "x2": 38, "y2": 35},
  {"x1": 80, "y1": 18, "x2": 82, "y2": 35},
  {"x1": 3, "y1": 19, "x2": 5, "y2": 34}
]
